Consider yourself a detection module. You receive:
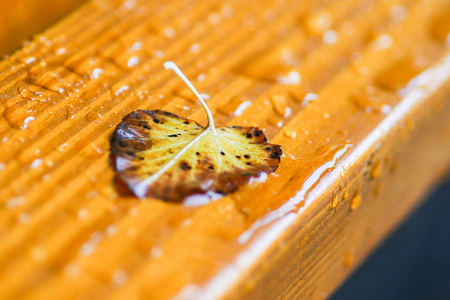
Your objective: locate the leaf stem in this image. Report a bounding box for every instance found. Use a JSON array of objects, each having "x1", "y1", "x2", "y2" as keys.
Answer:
[{"x1": 164, "y1": 61, "x2": 215, "y2": 129}]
